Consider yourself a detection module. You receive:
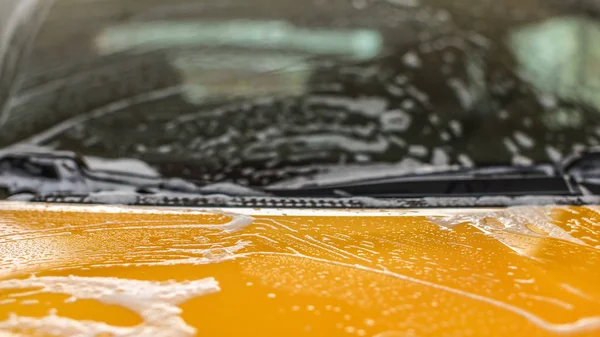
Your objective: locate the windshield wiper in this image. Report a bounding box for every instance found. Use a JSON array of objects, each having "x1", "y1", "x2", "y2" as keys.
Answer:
[
  {"x1": 265, "y1": 165, "x2": 574, "y2": 198},
  {"x1": 0, "y1": 149, "x2": 268, "y2": 200},
  {"x1": 3, "y1": 148, "x2": 600, "y2": 201},
  {"x1": 265, "y1": 149, "x2": 600, "y2": 198}
]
